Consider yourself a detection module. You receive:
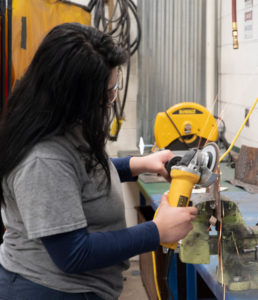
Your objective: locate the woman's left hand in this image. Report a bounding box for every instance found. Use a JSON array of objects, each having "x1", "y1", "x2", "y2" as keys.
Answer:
[{"x1": 129, "y1": 150, "x2": 174, "y2": 181}]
